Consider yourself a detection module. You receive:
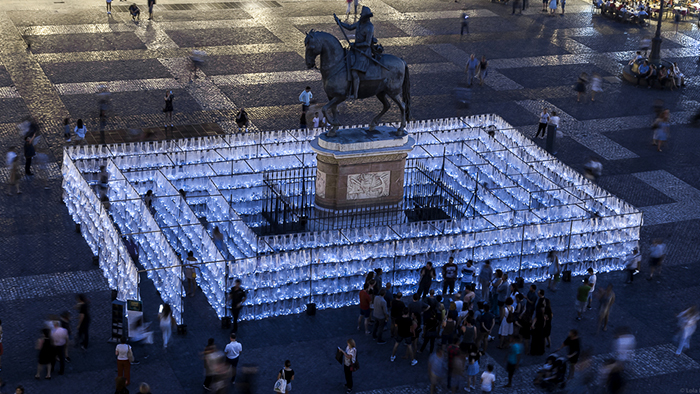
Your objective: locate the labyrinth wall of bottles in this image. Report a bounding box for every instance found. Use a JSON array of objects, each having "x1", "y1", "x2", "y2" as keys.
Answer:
[{"x1": 62, "y1": 115, "x2": 642, "y2": 322}]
